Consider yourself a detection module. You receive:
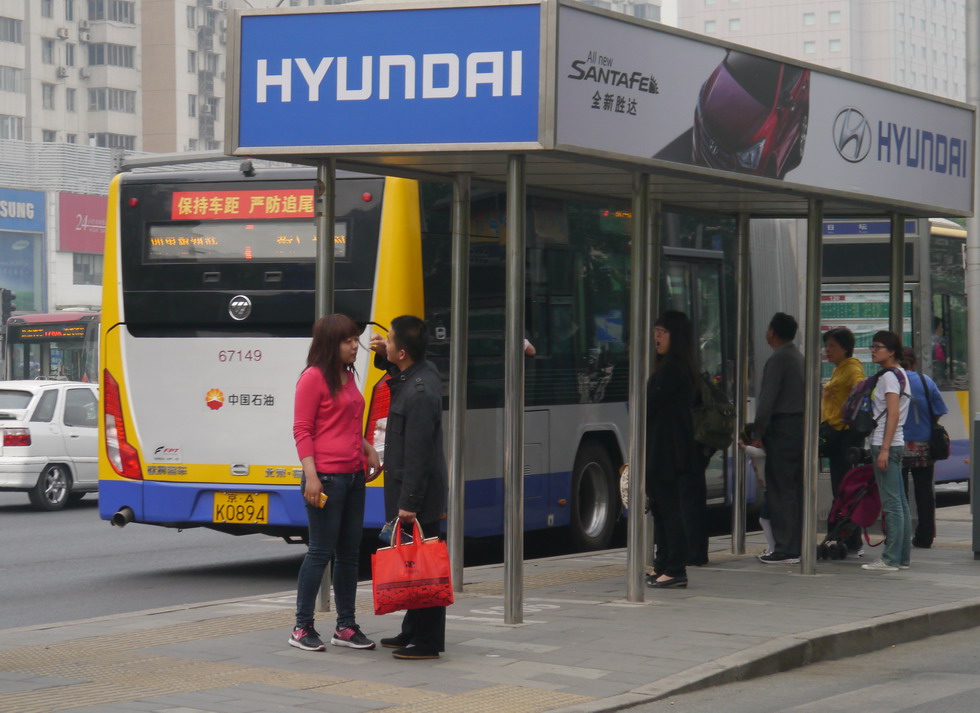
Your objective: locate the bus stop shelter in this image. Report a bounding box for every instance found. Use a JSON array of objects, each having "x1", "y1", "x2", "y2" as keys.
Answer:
[{"x1": 227, "y1": 0, "x2": 976, "y2": 623}]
